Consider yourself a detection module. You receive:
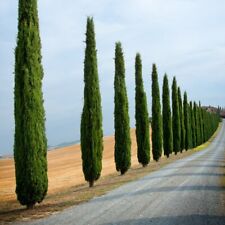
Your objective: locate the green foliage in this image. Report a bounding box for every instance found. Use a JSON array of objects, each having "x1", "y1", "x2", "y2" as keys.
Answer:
[
  {"x1": 188, "y1": 103, "x2": 193, "y2": 148},
  {"x1": 198, "y1": 102, "x2": 204, "y2": 145},
  {"x1": 114, "y1": 42, "x2": 131, "y2": 175},
  {"x1": 202, "y1": 109, "x2": 220, "y2": 141},
  {"x1": 162, "y1": 74, "x2": 173, "y2": 158},
  {"x1": 201, "y1": 108, "x2": 207, "y2": 142},
  {"x1": 172, "y1": 77, "x2": 180, "y2": 154},
  {"x1": 194, "y1": 102, "x2": 201, "y2": 146},
  {"x1": 135, "y1": 53, "x2": 150, "y2": 166},
  {"x1": 199, "y1": 105, "x2": 220, "y2": 146},
  {"x1": 190, "y1": 101, "x2": 196, "y2": 148},
  {"x1": 151, "y1": 64, "x2": 163, "y2": 161},
  {"x1": 81, "y1": 17, "x2": 103, "y2": 187},
  {"x1": 178, "y1": 87, "x2": 185, "y2": 152},
  {"x1": 183, "y1": 92, "x2": 190, "y2": 150},
  {"x1": 14, "y1": 0, "x2": 48, "y2": 208}
]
